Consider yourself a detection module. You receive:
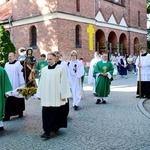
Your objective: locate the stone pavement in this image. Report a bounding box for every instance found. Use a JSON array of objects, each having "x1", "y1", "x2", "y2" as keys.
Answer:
[
  {"x1": 0, "y1": 73, "x2": 150, "y2": 150},
  {"x1": 139, "y1": 98, "x2": 150, "y2": 119}
]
